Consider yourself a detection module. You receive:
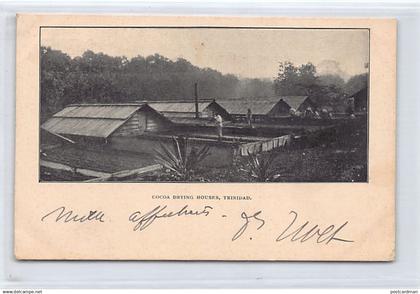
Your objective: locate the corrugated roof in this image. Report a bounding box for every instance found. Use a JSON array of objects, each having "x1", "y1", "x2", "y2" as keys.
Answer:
[
  {"x1": 278, "y1": 96, "x2": 309, "y2": 110},
  {"x1": 42, "y1": 117, "x2": 127, "y2": 138},
  {"x1": 217, "y1": 100, "x2": 278, "y2": 115},
  {"x1": 54, "y1": 105, "x2": 142, "y2": 119},
  {"x1": 41, "y1": 104, "x2": 147, "y2": 138},
  {"x1": 216, "y1": 96, "x2": 310, "y2": 115},
  {"x1": 147, "y1": 102, "x2": 212, "y2": 113}
]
